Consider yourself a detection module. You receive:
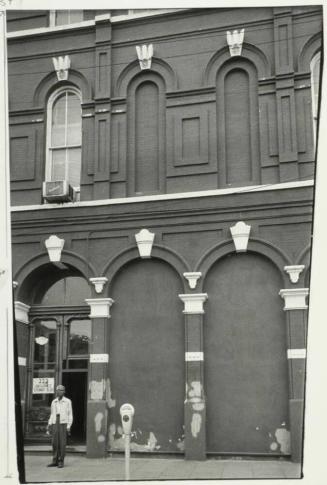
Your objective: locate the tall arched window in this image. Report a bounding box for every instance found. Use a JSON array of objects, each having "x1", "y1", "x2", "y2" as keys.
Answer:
[
  {"x1": 127, "y1": 73, "x2": 166, "y2": 196},
  {"x1": 310, "y1": 51, "x2": 321, "y2": 145},
  {"x1": 216, "y1": 59, "x2": 260, "y2": 187},
  {"x1": 46, "y1": 87, "x2": 82, "y2": 192}
]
